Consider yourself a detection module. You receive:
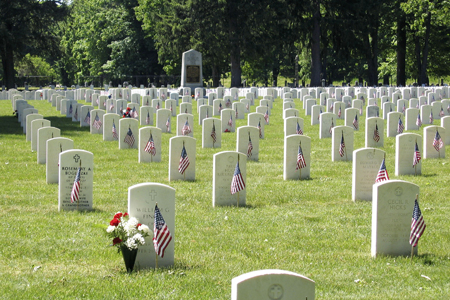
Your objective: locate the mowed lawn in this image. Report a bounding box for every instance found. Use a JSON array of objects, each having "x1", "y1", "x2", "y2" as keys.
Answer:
[{"x1": 0, "y1": 94, "x2": 449, "y2": 299}]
